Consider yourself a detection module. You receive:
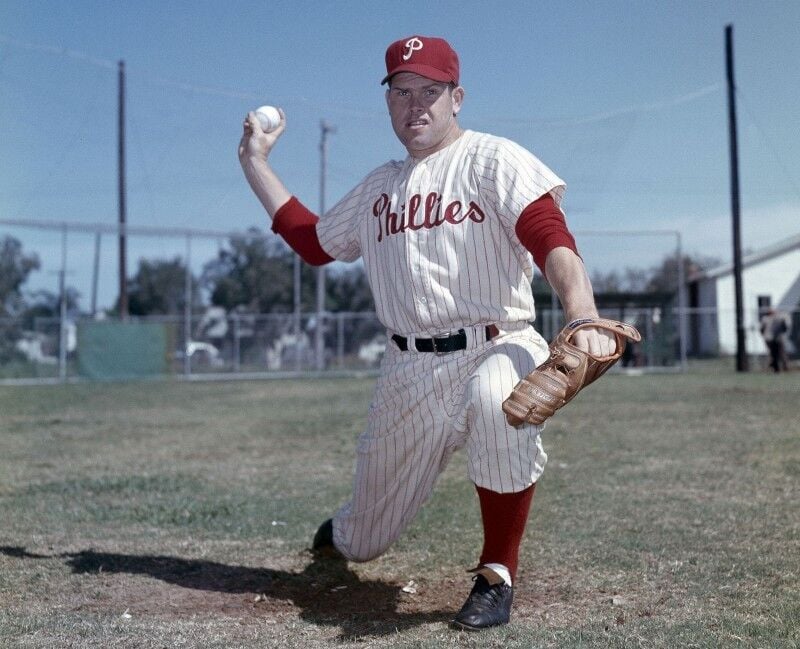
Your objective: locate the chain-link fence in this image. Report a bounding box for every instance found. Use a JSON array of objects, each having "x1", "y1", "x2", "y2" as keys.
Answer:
[
  {"x1": 7, "y1": 304, "x2": 795, "y2": 383},
  {"x1": 0, "y1": 311, "x2": 386, "y2": 382},
  {"x1": 3, "y1": 218, "x2": 797, "y2": 383}
]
